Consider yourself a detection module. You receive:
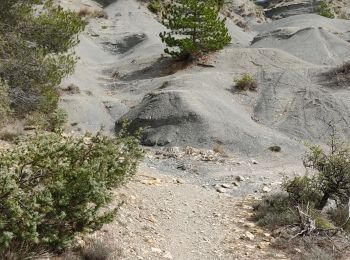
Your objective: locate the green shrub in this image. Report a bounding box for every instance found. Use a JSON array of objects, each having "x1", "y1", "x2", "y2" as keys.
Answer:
[
  {"x1": 234, "y1": 73, "x2": 258, "y2": 91},
  {"x1": 216, "y1": 0, "x2": 225, "y2": 9},
  {"x1": 0, "y1": 81, "x2": 11, "y2": 125},
  {"x1": 305, "y1": 143, "x2": 350, "y2": 209},
  {"x1": 148, "y1": 0, "x2": 162, "y2": 14},
  {"x1": 318, "y1": 1, "x2": 335, "y2": 19},
  {"x1": 25, "y1": 108, "x2": 67, "y2": 133},
  {"x1": 283, "y1": 175, "x2": 322, "y2": 206},
  {"x1": 0, "y1": 131, "x2": 20, "y2": 143},
  {"x1": 253, "y1": 194, "x2": 298, "y2": 229},
  {"x1": 0, "y1": 129, "x2": 144, "y2": 257},
  {"x1": 254, "y1": 137, "x2": 350, "y2": 234}
]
